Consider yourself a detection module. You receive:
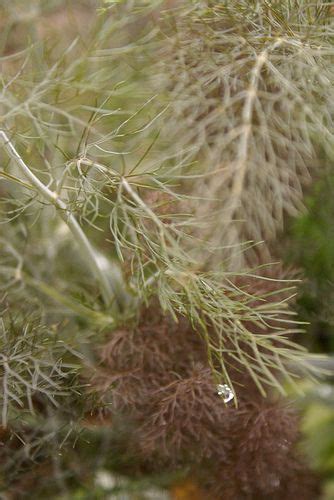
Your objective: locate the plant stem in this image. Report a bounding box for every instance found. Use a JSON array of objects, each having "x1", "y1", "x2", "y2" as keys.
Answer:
[
  {"x1": 228, "y1": 38, "x2": 283, "y2": 221},
  {"x1": 0, "y1": 130, "x2": 118, "y2": 308}
]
